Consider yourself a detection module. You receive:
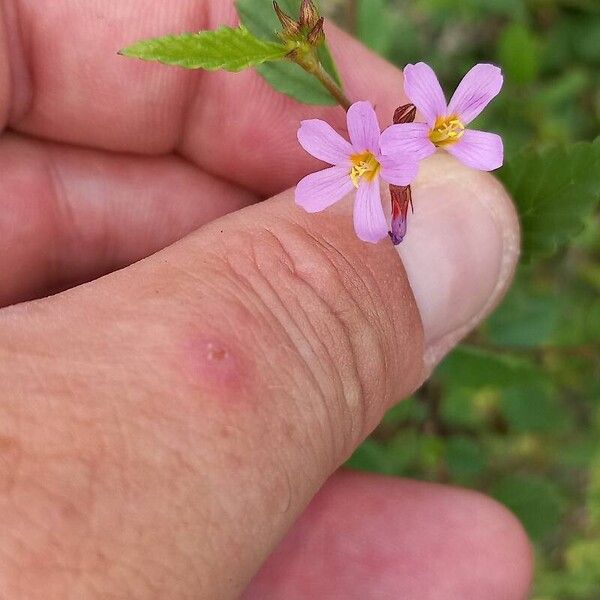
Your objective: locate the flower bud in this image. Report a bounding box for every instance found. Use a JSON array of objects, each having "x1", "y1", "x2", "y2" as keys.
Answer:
[
  {"x1": 299, "y1": 0, "x2": 321, "y2": 29},
  {"x1": 389, "y1": 184, "x2": 412, "y2": 245},
  {"x1": 307, "y1": 17, "x2": 325, "y2": 46},
  {"x1": 273, "y1": 1, "x2": 300, "y2": 36}
]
